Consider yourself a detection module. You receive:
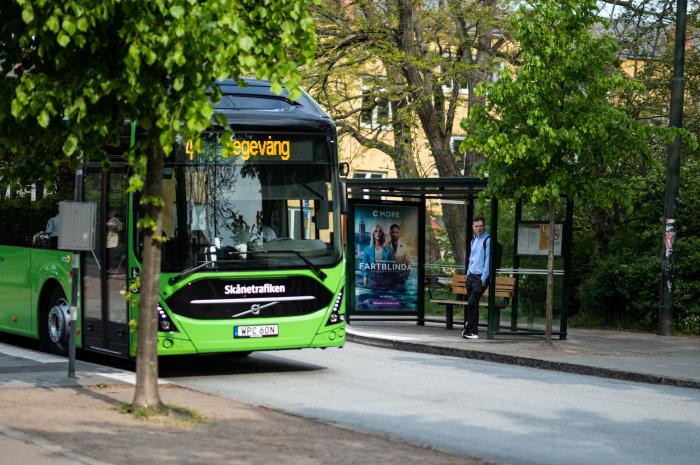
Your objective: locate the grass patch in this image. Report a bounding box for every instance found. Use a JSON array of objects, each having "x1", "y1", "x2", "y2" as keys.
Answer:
[{"x1": 118, "y1": 403, "x2": 207, "y2": 427}]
